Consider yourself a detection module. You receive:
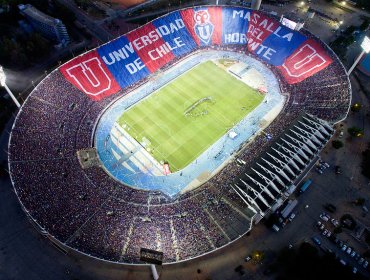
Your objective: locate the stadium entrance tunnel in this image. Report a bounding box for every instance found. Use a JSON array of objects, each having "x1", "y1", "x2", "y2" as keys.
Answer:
[{"x1": 94, "y1": 50, "x2": 285, "y2": 197}]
